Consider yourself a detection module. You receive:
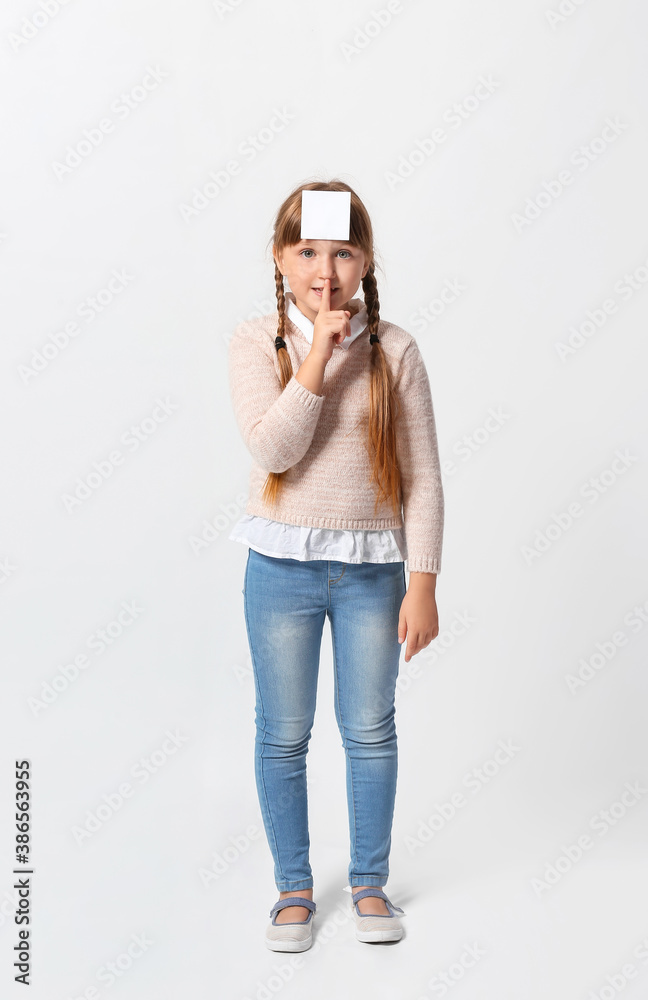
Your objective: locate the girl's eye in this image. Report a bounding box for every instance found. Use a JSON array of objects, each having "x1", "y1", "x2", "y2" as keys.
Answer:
[{"x1": 299, "y1": 249, "x2": 352, "y2": 259}]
